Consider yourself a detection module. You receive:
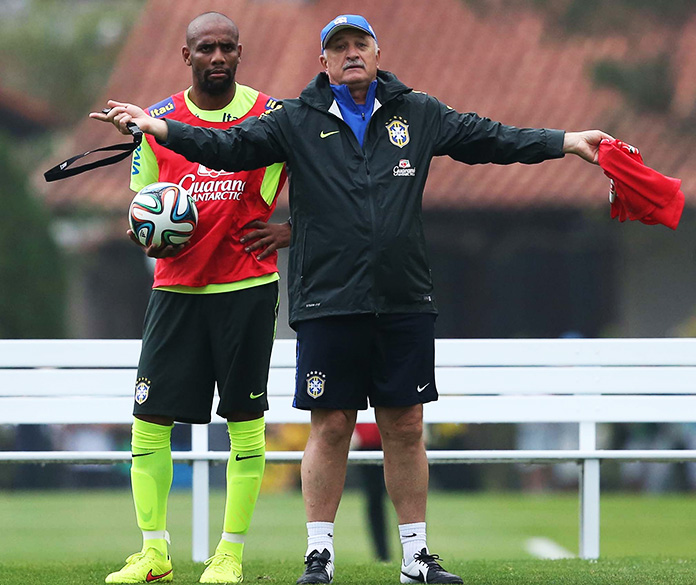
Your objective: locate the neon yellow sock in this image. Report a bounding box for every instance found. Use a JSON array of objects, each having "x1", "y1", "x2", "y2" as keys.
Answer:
[
  {"x1": 131, "y1": 418, "x2": 173, "y2": 555},
  {"x1": 218, "y1": 418, "x2": 266, "y2": 559}
]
